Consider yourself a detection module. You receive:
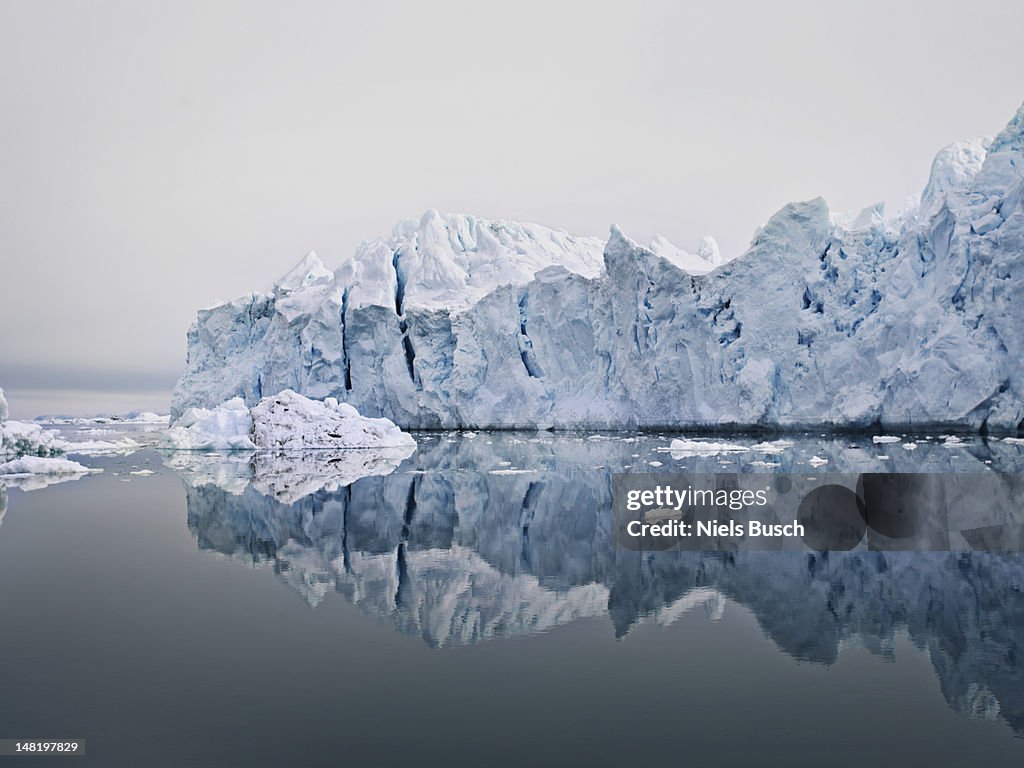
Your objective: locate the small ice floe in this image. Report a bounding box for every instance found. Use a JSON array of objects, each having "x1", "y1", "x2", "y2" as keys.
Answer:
[
  {"x1": 872, "y1": 436, "x2": 902, "y2": 444},
  {"x1": 665, "y1": 439, "x2": 749, "y2": 458},
  {"x1": 62, "y1": 437, "x2": 141, "y2": 456},
  {"x1": 648, "y1": 460, "x2": 663, "y2": 467},
  {"x1": 496, "y1": 461, "x2": 512, "y2": 466},
  {"x1": 941, "y1": 436, "x2": 968, "y2": 447},
  {"x1": 808, "y1": 456, "x2": 829, "y2": 467},
  {"x1": 750, "y1": 460, "x2": 781, "y2": 468},
  {"x1": 0, "y1": 456, "x2": 100, "y2": 477},
  {"x1": 129, "y1": 469, "x2": 155, "y2": 476},
  {"x1": 489, "y1": 469, "x2": 535, "y2": 475},
  {"x1": 750, "y1": 439, "x2": 794, "y2": 454},
  {"x1": 902, "y1": 442, "x2": 918, "y2": 451},
  {"x1": 37, "y1": 412, "x2": 169, "y2": 426},
  {"x1": 877, "y1": 455, "x2": 890, "y2": 460},
  {"x1": 1003, "y1": 437, "x2": 1024, "y2": 446}
]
